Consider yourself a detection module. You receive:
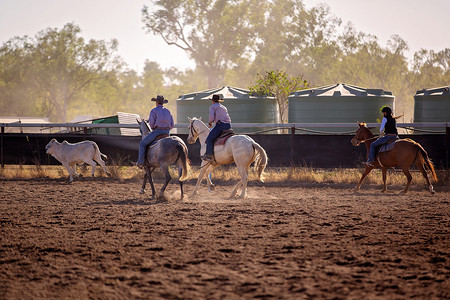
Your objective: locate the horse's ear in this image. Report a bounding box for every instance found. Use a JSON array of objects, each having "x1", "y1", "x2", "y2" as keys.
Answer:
[
  {"x1": 198, "y1": 116, "x2": 202, "y2": 121},
  {"x1": 187, "y1": 117, "x2": 192, "y2": 122}
]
